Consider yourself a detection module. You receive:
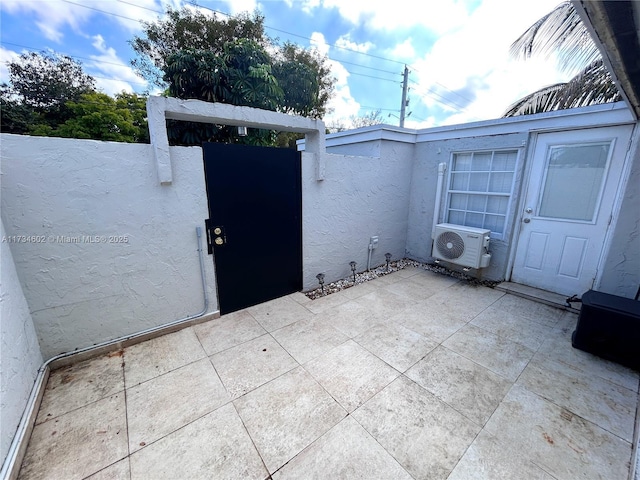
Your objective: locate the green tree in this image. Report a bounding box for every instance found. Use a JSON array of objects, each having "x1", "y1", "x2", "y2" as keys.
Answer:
[
  {"x1": 504, "y1": 1, "x2": 620, "y2": 116},
  {"x1": 48, "y1": 92, "x2": 148, "y2": 143},
  {"x1": 130, "y1": 8, "x2": 268, "y2": 87},
  {"x1": 131, "y1": 6, "x2": 335, "y2": 146},
  {"x1": 163, "y1": 41, "x2": 284, "y2": 146},
  {"x1": 1, "y1": 51, "x2": 96, "y2": 133},
  {"x1": 272, "y1": 42, "x2": 333, "y2": 118}
]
